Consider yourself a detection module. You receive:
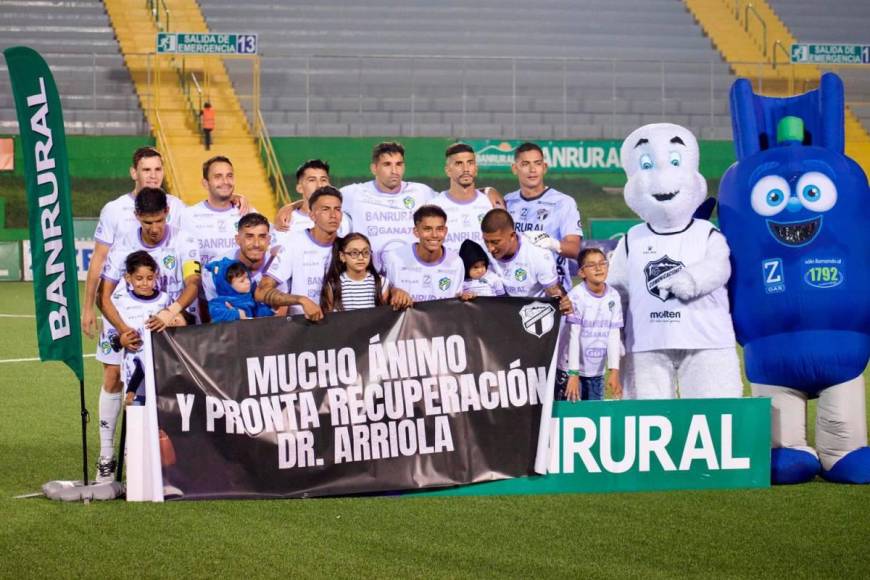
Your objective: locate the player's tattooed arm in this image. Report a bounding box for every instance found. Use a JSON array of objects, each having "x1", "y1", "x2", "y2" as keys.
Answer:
[{"x1": 255, "y1": 276, "x2": 324, "y2": 320}]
